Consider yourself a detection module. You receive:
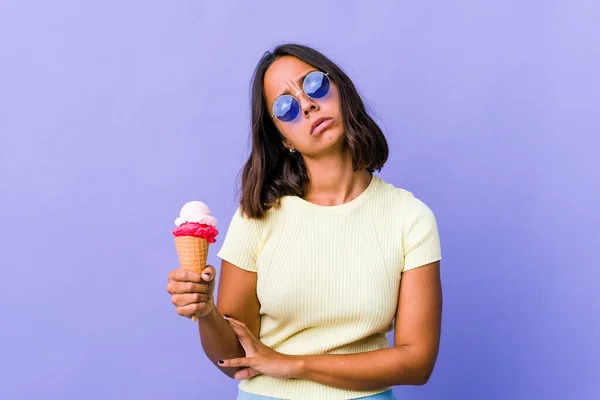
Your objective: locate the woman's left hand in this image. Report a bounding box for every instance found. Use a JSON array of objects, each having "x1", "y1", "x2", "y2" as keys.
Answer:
[{"x1": 219, "y1": 316, "x2": 301, "y2": 380}]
